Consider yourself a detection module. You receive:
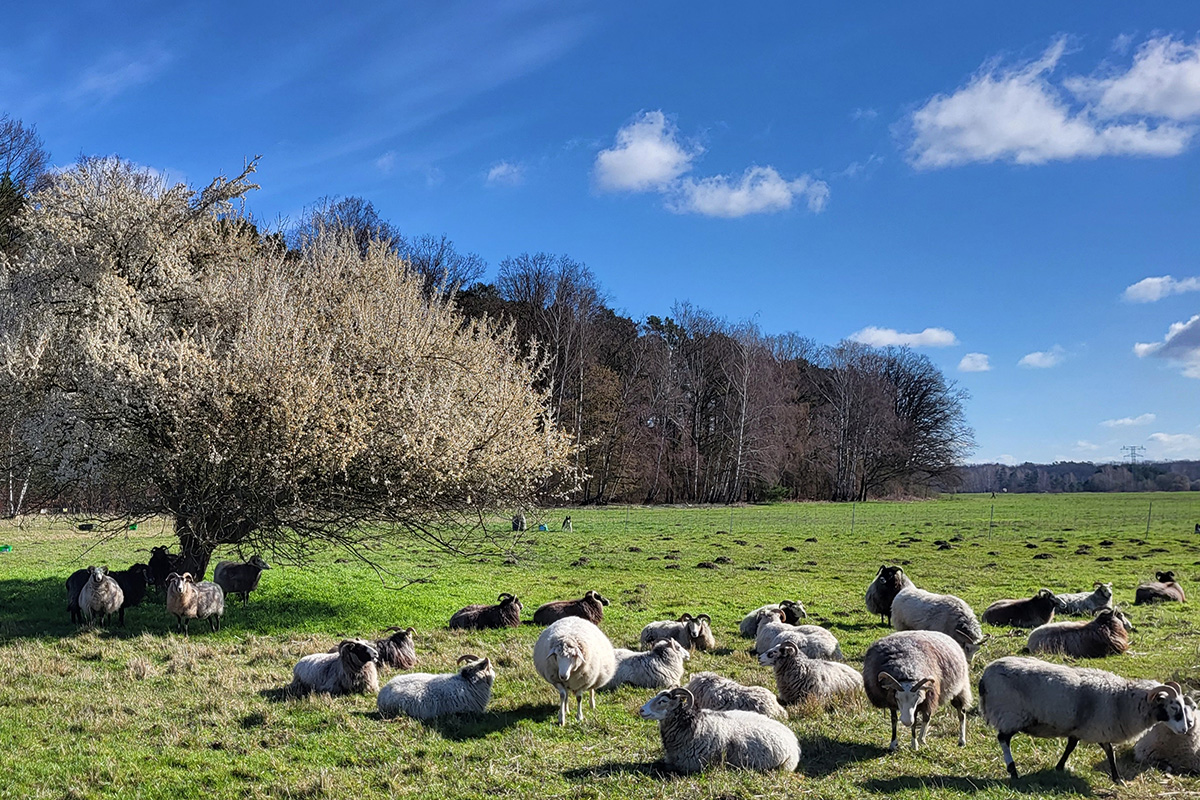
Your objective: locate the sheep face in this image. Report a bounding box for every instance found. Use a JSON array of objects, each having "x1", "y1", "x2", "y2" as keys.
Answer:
[
  {"x1": 879, "y1": 672, "x2": 933, "y2": 728},
  {"x1": 682, "y1": 614, "x2": 702, "y2": 641},
  {"x1": 780, "y1": 599, "x2": 808, "y2": 622},
  {"x1": 957, "y1": 629, "x2": 988, "y2": 664},
  {"x1": 639, "y1": 688, "x2": 691, "y2": 720},
  {"x1": 87, "y1": 565, "x2": 109, "y2": 584},
  {"x1": 248, "y1": 555, "x2": 271, "y2": 571},
  {"x1": 758, "y1": 642, "x2": 799, "y2": 668},
  {"x1": 499, "y1": 593, "x2": 523, "y2": 613},
  {"x1": 586, "y1": 591, "x2": 610, "y2": 607},
  {"x1": 458, "y1": 654, "x2": 495, "y2": 682},
  {"x1": 165, "y1": 572, "x2": 194, "y2": 593},
  {"x1": 554, "y1": 643, "x2": 584, "y2": 681},
  {"x1": 1152, "y1": 684, "x2": 1195, "y2": 735},
  {"x1": 338, "y1": 639, "x2": 379, "y2": 672},
  {"x1": 652, "y1": 638, "x2": 690, "y2": 662},
  {"x1": 1157, "y1": 571, "x2": 1178, "y2": 583},
  {"x1": 1095, "y1": 582, "x2": 1114, "y2": 601}
]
